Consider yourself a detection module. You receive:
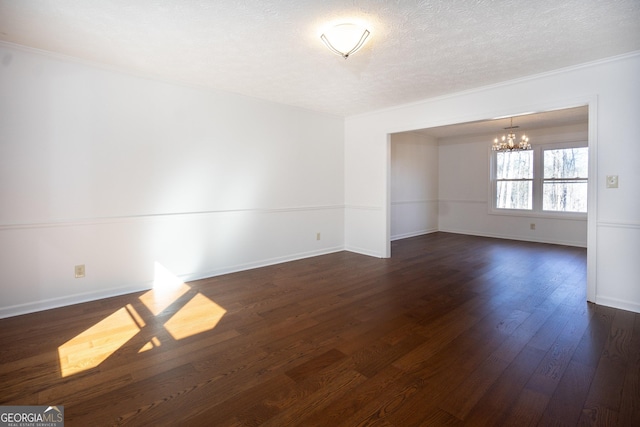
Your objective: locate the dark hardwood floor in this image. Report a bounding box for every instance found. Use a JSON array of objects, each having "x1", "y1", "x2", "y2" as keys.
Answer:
[{"x1": 1, "y1": 233, "x2": 638, "y2": 426}]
